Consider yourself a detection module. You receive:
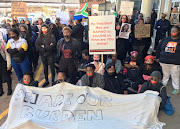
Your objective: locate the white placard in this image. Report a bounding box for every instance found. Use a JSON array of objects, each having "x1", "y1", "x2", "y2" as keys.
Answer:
[
  {"x1": 120, "y1": 1, "x2": 134, "y2": 15},
  {"x1": 89, "y1": 15, "x2": 116, "y2": 55},
  {"x1": 56, "y1": 12, "x2": 70, "y2": 25}
]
